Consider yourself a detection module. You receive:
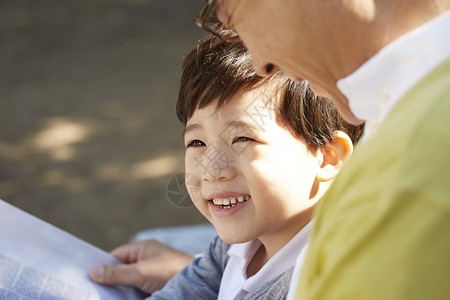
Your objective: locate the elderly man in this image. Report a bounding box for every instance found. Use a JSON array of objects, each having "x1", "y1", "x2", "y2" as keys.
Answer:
[
  {"x1": 193, "y1": 0, "x2": 450, "y2": 299},
  {"x1": 92, "y1": 1, "x2": 449, "y2": 298}
]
